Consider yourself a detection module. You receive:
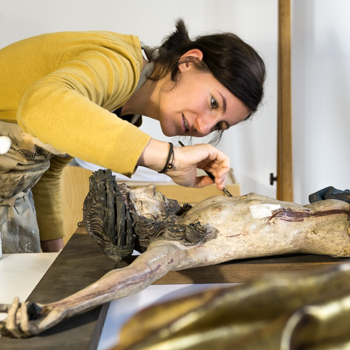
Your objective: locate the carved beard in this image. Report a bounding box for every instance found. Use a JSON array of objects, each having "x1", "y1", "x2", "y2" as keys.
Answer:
[{"x1": 83, "y1": 169, "x2": 208, "y2": 261}]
